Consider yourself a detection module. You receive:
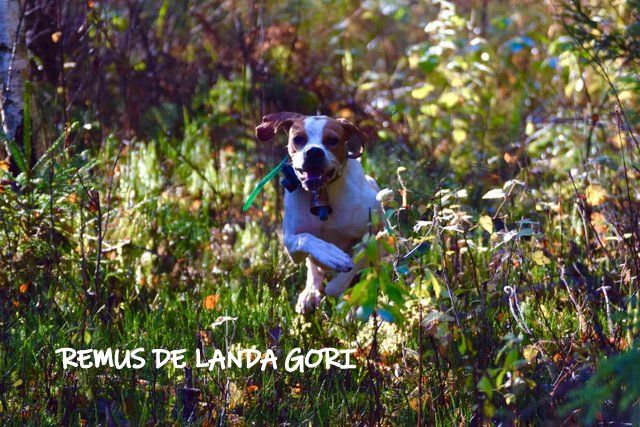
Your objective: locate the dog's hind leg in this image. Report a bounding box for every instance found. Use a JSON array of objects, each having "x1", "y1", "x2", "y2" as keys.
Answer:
[{"x1": 295, "y1": 258, "x2": 325, "y2": 314}]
